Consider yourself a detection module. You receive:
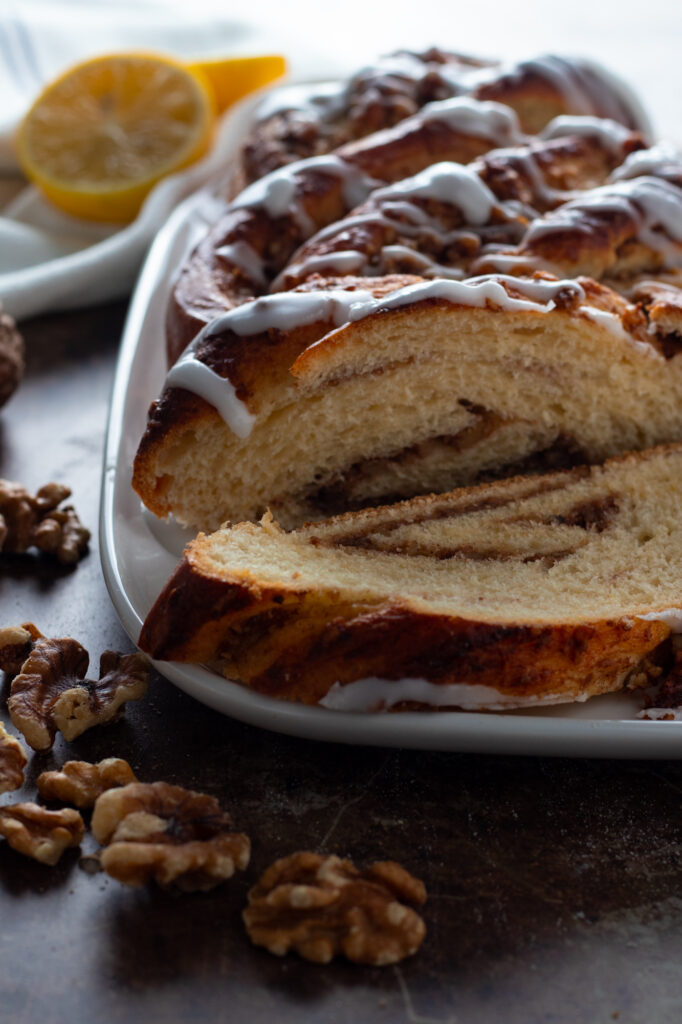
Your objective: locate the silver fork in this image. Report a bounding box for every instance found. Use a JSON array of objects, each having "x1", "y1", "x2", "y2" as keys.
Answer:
[{"x1": 0, "y1": 1, "x2": 44, "y2": 99}]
